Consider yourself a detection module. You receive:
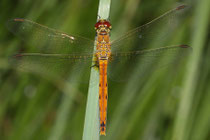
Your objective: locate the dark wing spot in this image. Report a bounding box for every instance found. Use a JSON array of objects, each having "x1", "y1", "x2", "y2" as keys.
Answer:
[
  {"x1": 13, "y1": 54, "x2": 23, "y2": 58},
  {"x1": 14, "y1": 18, "x2": 25, "y2": 22},
  {"x1": 180, "y1": 44, "x2": 190, "y2": 48},
  {"x1": 176, "y1": 5, "x2": 186, "y2": 10}
]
